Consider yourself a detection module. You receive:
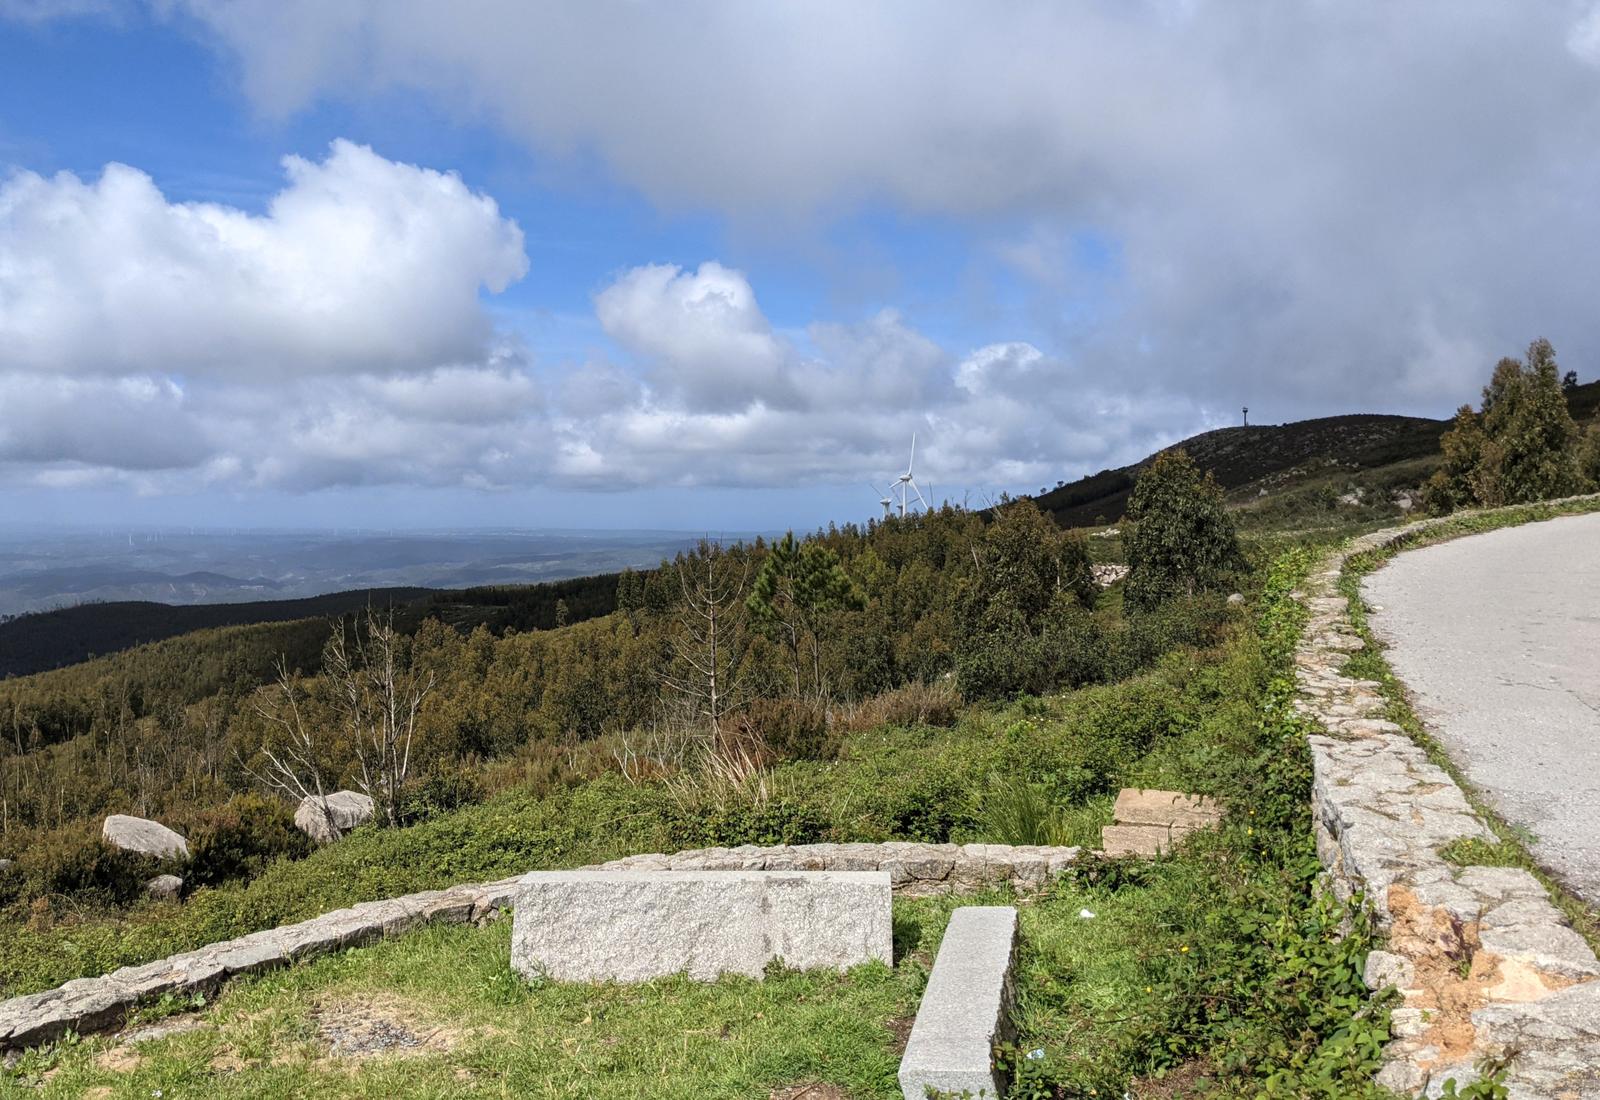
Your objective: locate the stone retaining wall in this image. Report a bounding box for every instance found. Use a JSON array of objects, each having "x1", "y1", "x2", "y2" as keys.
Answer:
[
  {"x1": 0, "y1": 841, "x2": 1079, "y2": 1051},
  {"x1": 595, "y1": 841, "x2": 1081, "y2": 896},
  {"x1": 1299, "y1": 514, "x2": 1600, "y2": 1097}
]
